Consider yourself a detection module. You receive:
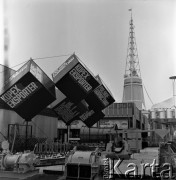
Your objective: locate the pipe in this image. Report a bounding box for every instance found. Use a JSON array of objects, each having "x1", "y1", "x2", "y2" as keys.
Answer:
[{"x1": 11, "y1": 124, "x2": 17, "y2": 153}]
